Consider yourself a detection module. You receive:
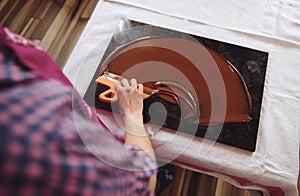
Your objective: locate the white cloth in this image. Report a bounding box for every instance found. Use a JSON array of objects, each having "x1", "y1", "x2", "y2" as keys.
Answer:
[
  {"x1": 106, "y1": 0, "x2": 300, "y2": 45},
  {"x1": 63, "y1": 0, "x2": 300, "y2": 195}
]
